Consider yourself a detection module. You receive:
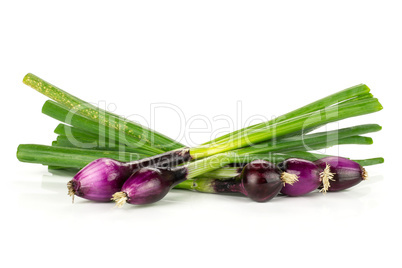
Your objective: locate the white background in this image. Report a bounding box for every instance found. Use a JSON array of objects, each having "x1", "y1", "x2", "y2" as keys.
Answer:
[{"x1": 1, "y1": 1, "x2": 400, "y2": 267}]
